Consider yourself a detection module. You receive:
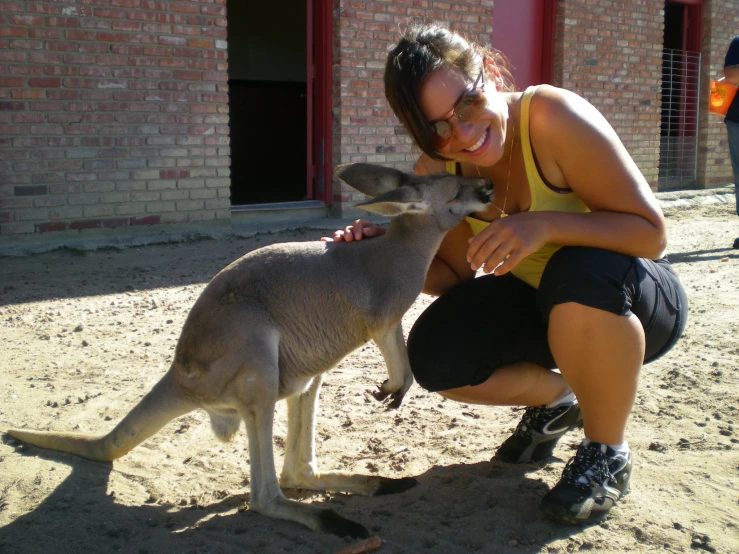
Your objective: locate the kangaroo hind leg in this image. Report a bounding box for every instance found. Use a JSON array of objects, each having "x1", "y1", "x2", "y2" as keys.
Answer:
[{"x1": 236, "y1": 332, "x2": 368, "y2": 538}]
